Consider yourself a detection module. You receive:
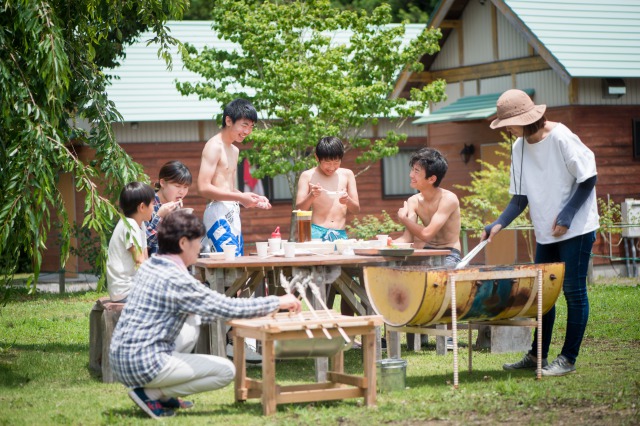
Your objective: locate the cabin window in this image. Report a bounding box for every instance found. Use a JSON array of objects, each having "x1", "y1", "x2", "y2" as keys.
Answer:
[{"x1": 382, "y1": 149, "x2": 416, "y2": 198}]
